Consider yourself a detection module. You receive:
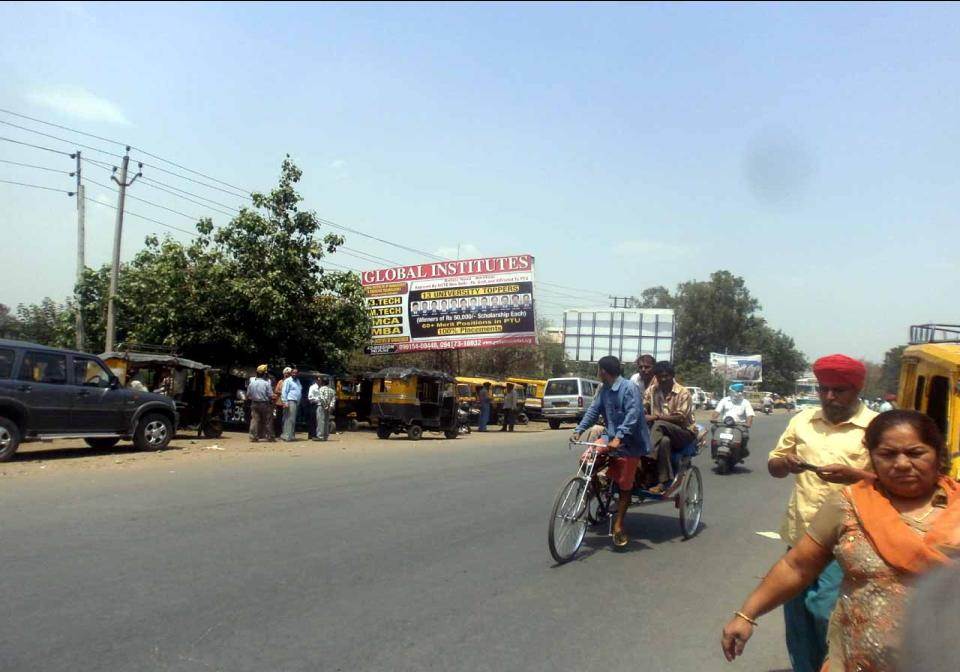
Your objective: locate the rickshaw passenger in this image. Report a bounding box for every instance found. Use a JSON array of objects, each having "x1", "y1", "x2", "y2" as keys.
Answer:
[{"x1": 573, "y1": 356, "x2": 652, "y2": 547}]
